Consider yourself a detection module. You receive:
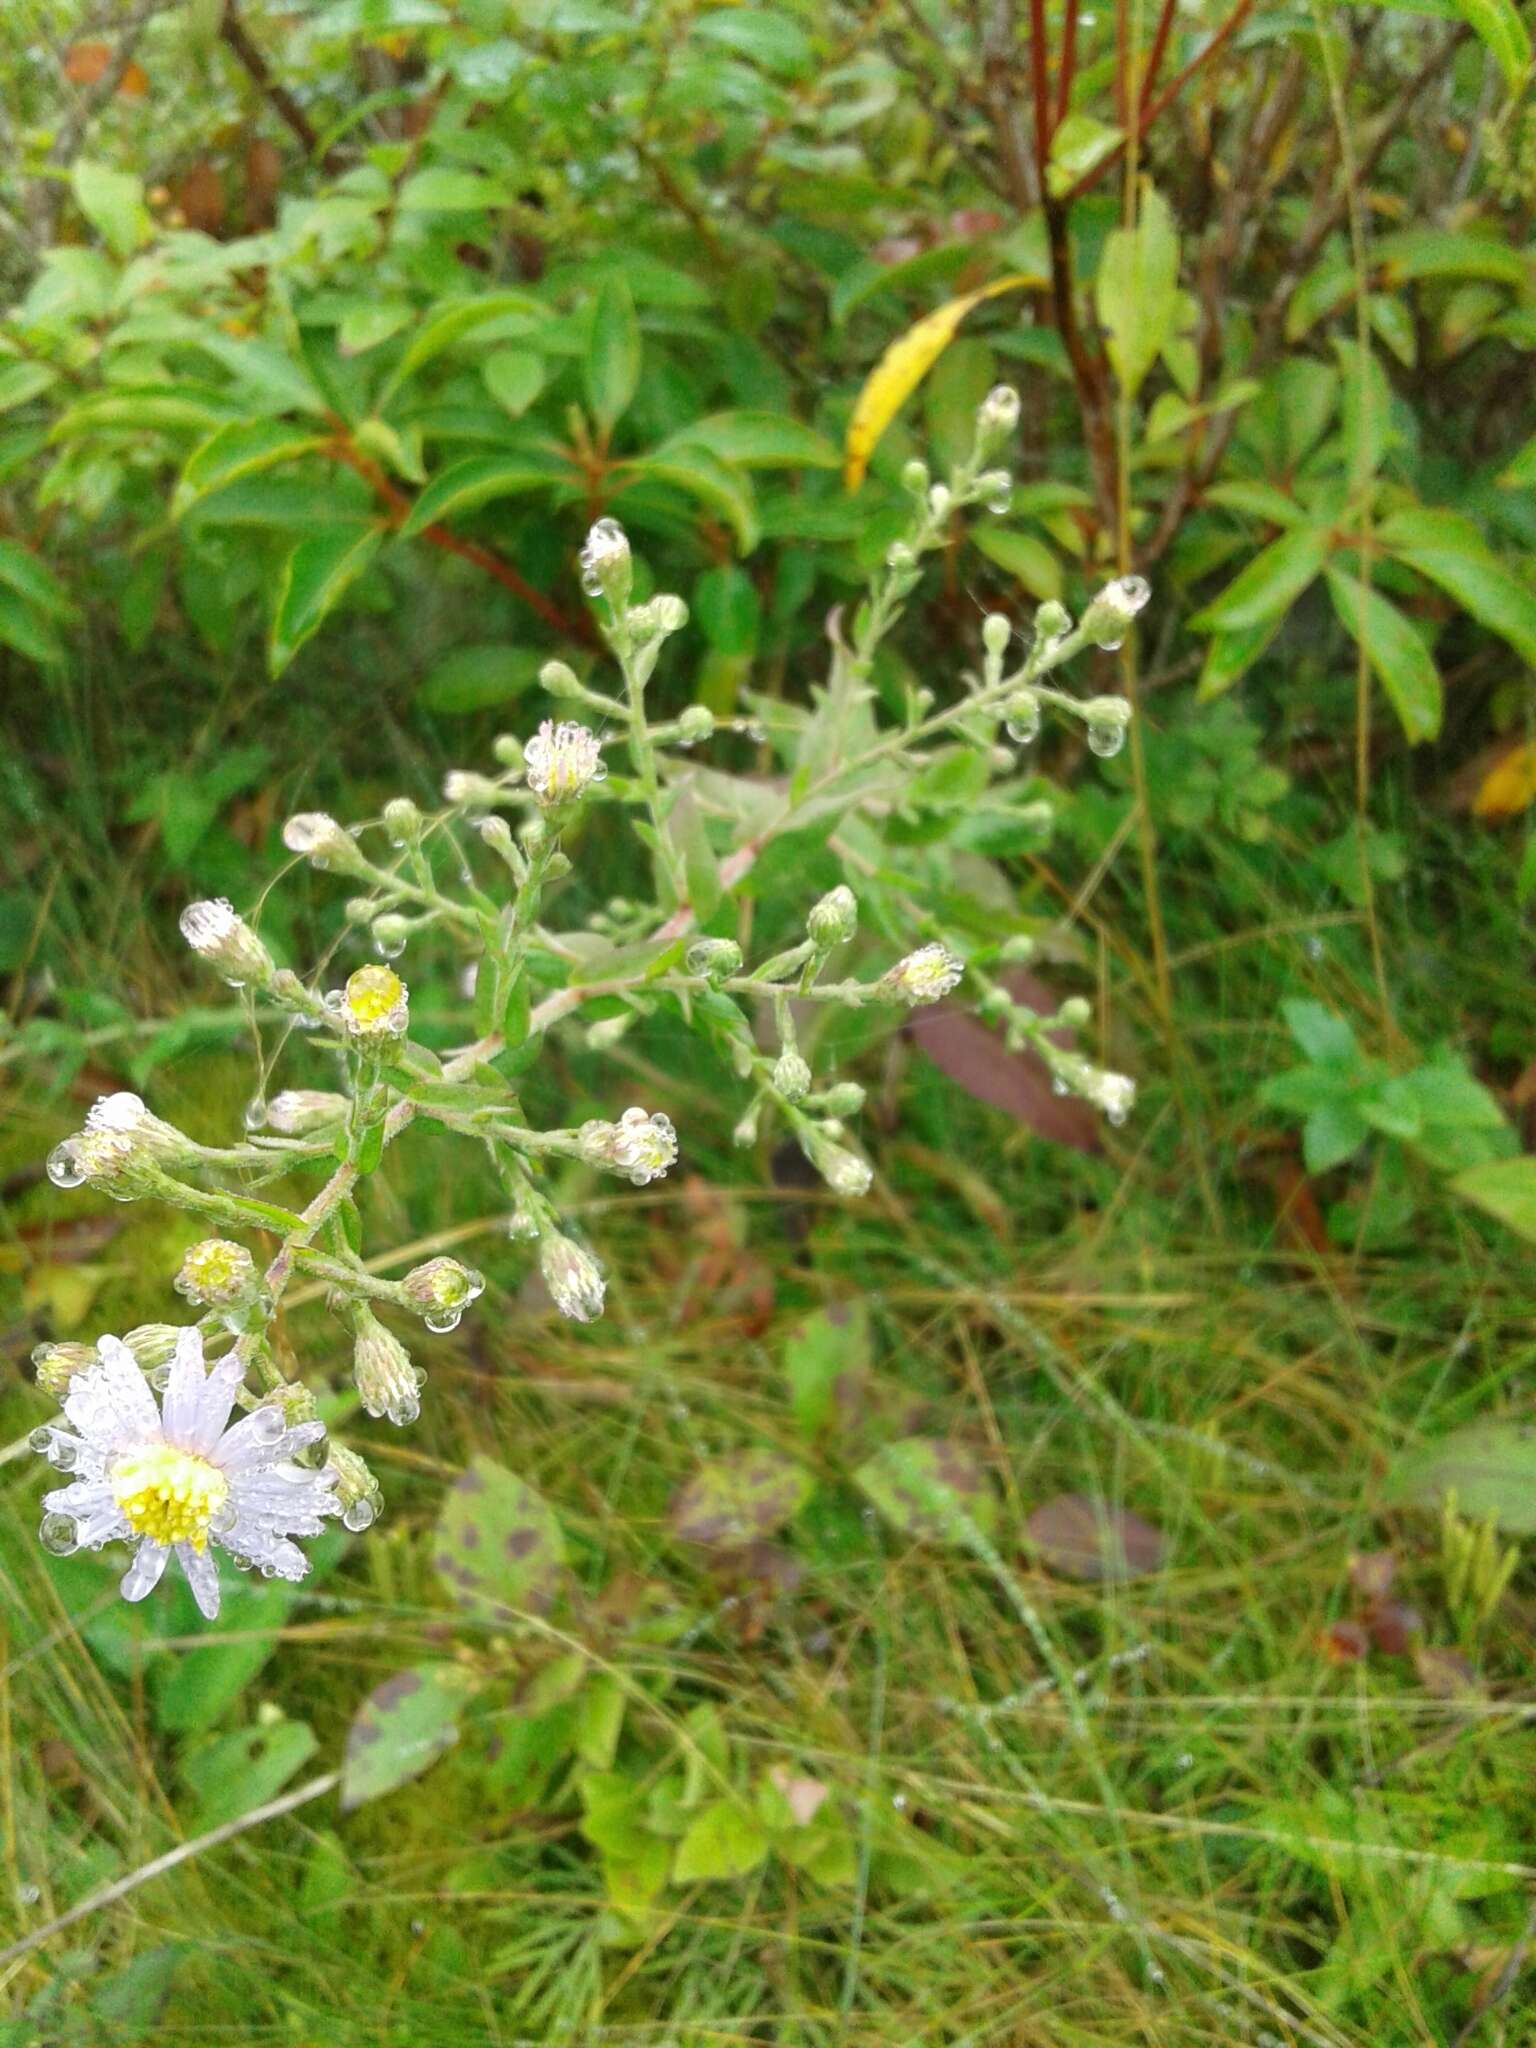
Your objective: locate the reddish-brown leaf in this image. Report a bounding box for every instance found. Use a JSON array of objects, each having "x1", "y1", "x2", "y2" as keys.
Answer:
[
  {"x1": 176, "y1": 162, "x2": 225, "y2": 234},
  {"x1": 63, "y1": 40, "x2": 111, "y2": 83},
  {"x1": 1025, "y1": 1493, "x2": 1165, "y2": 1581},
  {"x1": 1320, "y1": 1619, "x2": 1370, "y2": 1663},
  {"x1": 1365, "y1": 1600, "x2": 1423, "y2": 1657},
  {"x1": 1347, "y1": 1550, "x2": 1397, "y2": 1602},
  {"x1": 907, "y1": 970, "x2": 1100, "y2": 1152}
]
